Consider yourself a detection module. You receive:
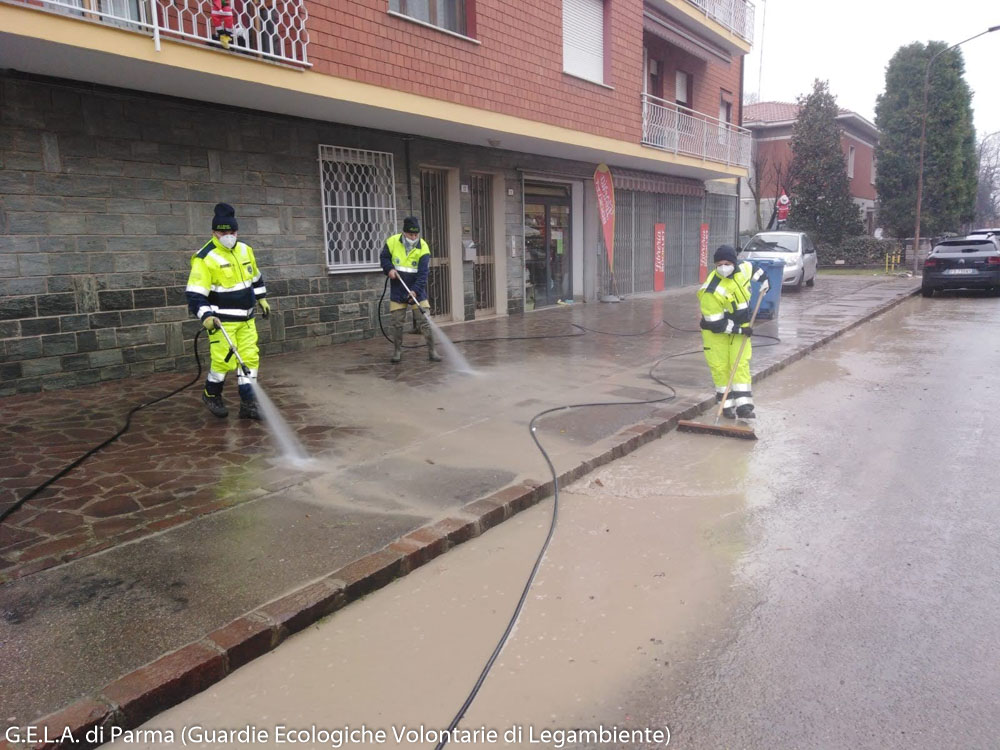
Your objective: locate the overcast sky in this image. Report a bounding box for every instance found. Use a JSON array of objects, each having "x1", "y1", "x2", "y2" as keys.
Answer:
[{"x1": 743, "y1": 0, "x2": 1000, "y2": 140}]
